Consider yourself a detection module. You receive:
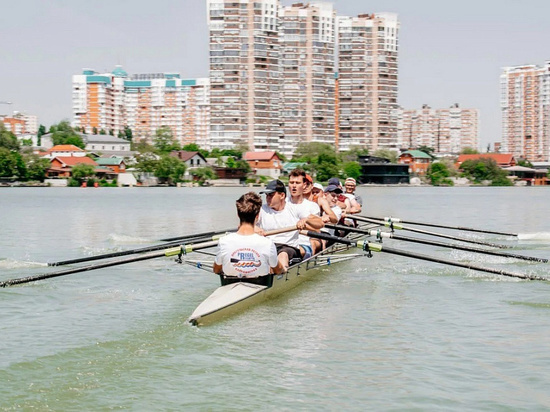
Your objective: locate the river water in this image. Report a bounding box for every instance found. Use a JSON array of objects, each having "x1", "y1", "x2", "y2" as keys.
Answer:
[{"x1": 1, "y1": 186, "x2": 549, "y2": 410}]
